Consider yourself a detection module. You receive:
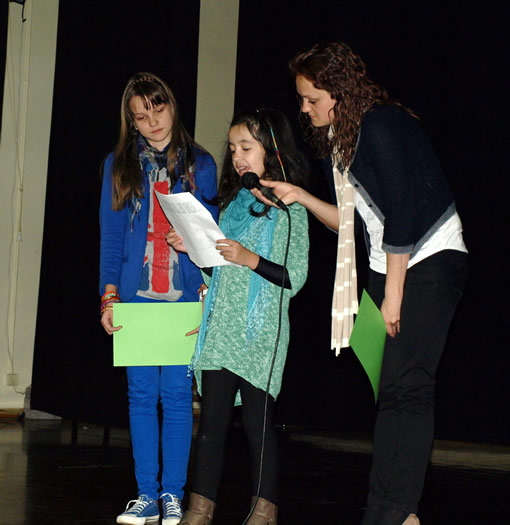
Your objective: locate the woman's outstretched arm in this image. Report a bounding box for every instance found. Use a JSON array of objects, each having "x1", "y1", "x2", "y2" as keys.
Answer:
[{"x1": 256, "y1": 179, "x2": 339, "y2": 231}]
